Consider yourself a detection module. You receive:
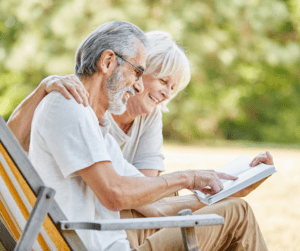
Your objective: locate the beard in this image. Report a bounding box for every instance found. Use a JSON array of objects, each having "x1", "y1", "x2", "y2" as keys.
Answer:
[{"x1": 106, "y1": 66, "x2": 135, "y2": 115}]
